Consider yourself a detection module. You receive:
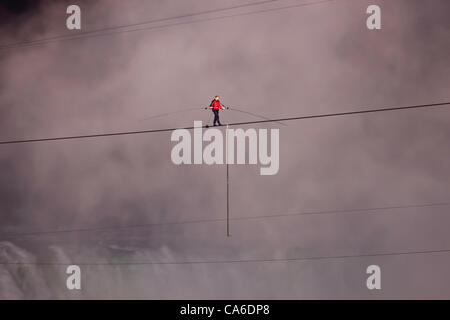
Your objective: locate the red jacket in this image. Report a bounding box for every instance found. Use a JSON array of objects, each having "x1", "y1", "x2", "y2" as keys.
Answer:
[{"x1": 210, "y1": 100, "x2": 224, "y2": 110}]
